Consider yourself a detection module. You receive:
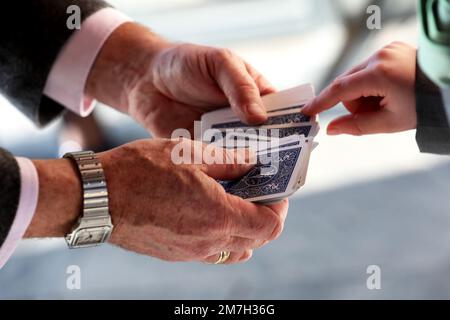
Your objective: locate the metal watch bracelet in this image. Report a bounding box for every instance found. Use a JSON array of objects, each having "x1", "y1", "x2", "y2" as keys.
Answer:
[{"x1": 63, "y1": 151, "x2": 113, "y2": 249}]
